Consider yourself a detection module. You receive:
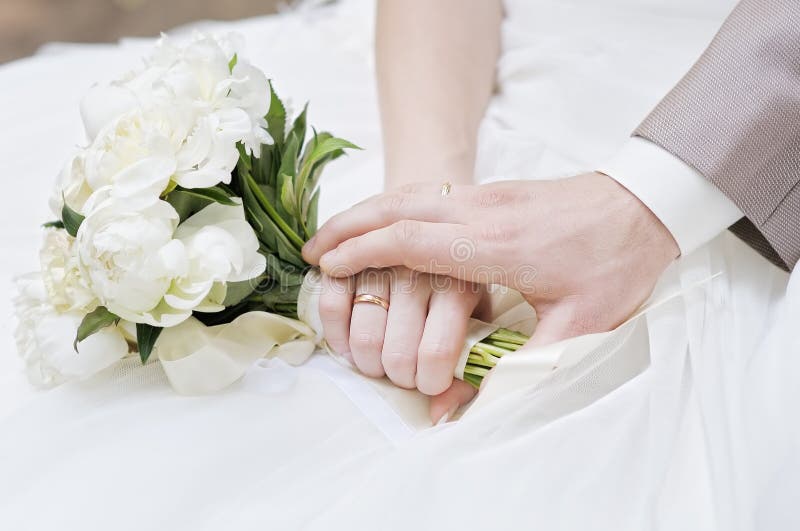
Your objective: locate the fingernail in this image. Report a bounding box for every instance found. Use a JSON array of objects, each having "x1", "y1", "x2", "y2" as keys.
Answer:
[
  {"x1": 448, "y1": 404, "x2": 460, "y2": 420},
  {"x1": 435, "y1": 404, "x2": 459, "y2": 426}
]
